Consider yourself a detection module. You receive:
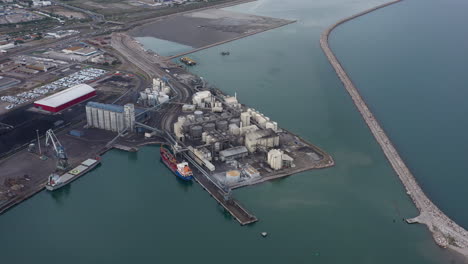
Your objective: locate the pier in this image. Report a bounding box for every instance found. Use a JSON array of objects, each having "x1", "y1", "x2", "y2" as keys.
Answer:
[
  {"x1": 179, "y1": 143, "x2": 258, "y2": 225},
  {"x1": 320, "y1": 0, "x2": 468, "y2": 254},
  {"x1": 193, "y1": 172, "x2": 258, "y2": 225}
]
